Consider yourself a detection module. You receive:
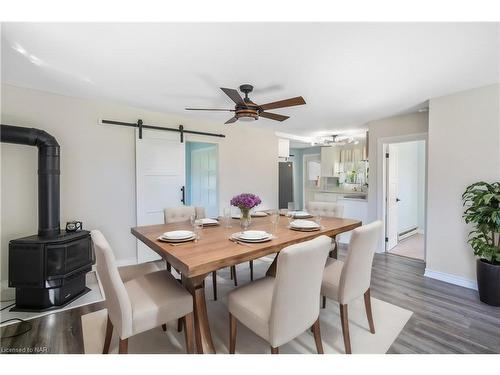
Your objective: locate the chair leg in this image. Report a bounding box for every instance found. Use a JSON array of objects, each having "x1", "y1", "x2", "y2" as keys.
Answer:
[
  {"x1": 249, "y1": 260, "x2": 254, "y2": 281},
  {"x1": 118, "y1": 338, "x2": 128, "y2": 354},
  {"x1": 311, "y1": 317, "x2": 324, "y2": 354},
  {"x1": 177, "y1": 318, "x2": 183, "y2": 332},
  {"x1": 183, "y1": 312, "x2": 194, "y2": 354},
  {"x1": 162, "y1": 323, "x2": 167, "y2": 332},
  {"x1": 339, "y1": 304, "x2": 352, "y2": 354},
  {"x1": 102, "y1": 315, "x2": 113, "y2": 354},
  {"x1": 231, "y1": 265, "x2": 238, "y2": 286},
  {"x1": 364, "y1": 288, "x2": 376, "y2": 334},
  {"x1": 229, "y1": 313, "x2": 237, "y2": 354},
  {"x1": 212, "y1": 271, "x2": 218, "y2": 301},
  {"x1": 271, "y1": 346, "x2": 279, "y2": 354},
  {"x1": 322, "y1": 295, "x2": 326, "y2": 309}
]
